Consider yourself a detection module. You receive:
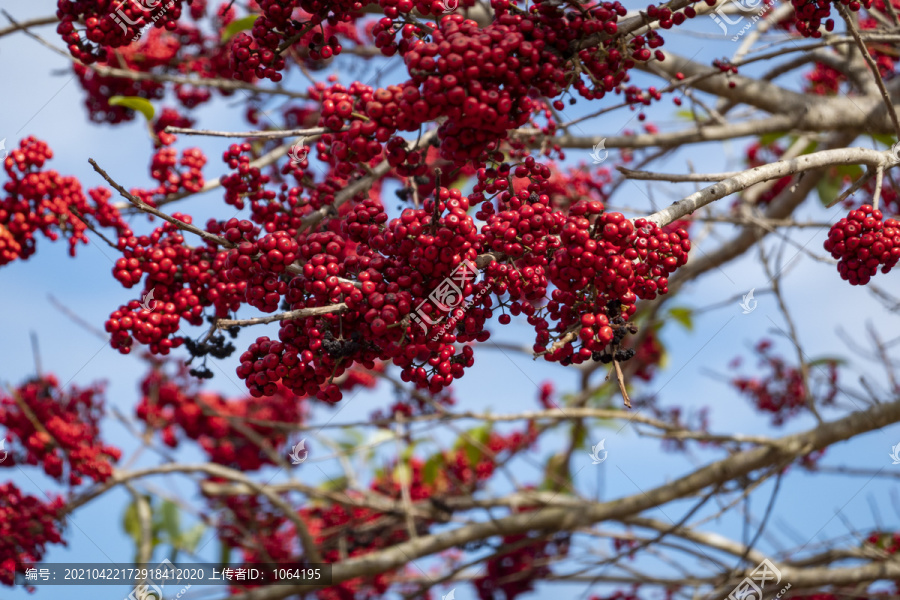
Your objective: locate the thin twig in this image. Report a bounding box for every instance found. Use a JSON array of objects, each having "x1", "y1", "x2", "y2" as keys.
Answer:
[
  {"x1": 216, "y1": 303, "x2": 348, "y2": 328},
  {"x1": 612, "y1": 360, "x2": 632, "y2": 409},
  {"x1": 872, "y1": 165, "x2": 885, "y2": 212},
  {"x1": 89, "y1": 158, "x2": 234, "y2": 249},
  {"x1": 164, "y1": 126, "x2": 339, "y2": 139}
]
